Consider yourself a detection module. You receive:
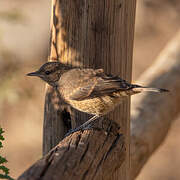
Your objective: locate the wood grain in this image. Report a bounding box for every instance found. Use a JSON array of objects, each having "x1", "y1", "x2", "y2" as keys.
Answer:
[
  {"x1": 19, "y1": 119, "x2": 125, "y2": 180},
  {"x1": 43, "y1": 0, "x2": 136, "y2": 179}
]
